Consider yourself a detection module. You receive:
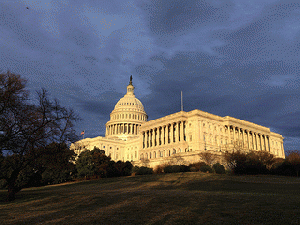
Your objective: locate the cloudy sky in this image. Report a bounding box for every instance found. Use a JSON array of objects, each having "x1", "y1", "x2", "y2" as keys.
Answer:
[{"x1": 1, "y1": 0, "x2": 299, "y2": 152}]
